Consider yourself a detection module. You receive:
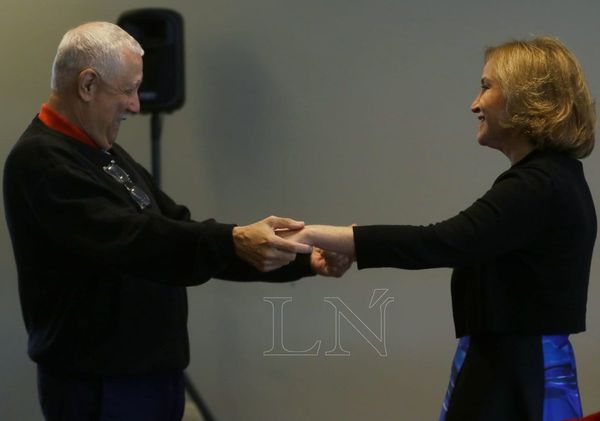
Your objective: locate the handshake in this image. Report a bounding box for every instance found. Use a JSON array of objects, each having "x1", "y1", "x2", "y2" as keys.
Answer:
[{"x1": 232, "y1": 216, "x2": 356, "y2": 277}]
